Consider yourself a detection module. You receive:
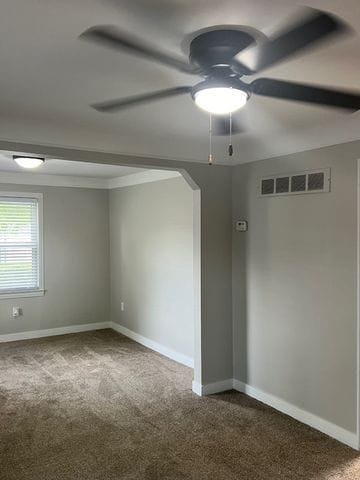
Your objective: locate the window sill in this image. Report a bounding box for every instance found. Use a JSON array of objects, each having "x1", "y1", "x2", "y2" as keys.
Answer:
[{"x1": 0, "y1": 289, "x2": 45, "y2": 300}]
